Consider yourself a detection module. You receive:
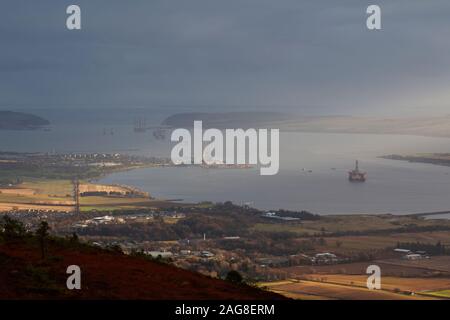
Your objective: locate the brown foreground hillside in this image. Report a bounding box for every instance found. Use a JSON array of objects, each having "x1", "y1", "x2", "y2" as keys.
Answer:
[{"x1": 0, "y1": 240, "x2": 284, "y2": 300}]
